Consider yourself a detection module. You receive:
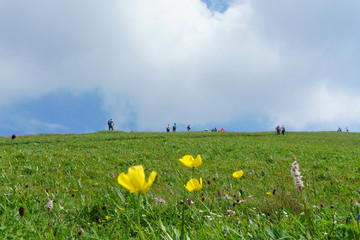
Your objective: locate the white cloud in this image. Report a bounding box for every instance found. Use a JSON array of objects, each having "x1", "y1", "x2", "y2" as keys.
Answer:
[{"x1": 1, "y1": 0, "x2": 360, "y2": 132}]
